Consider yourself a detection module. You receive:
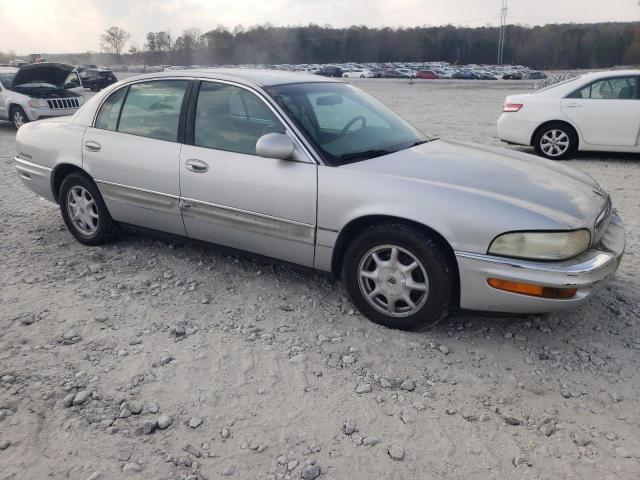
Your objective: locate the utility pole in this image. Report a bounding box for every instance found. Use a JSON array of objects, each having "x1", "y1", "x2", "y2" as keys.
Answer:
[{"x1": 497, "y1": 0, "x2": 508, "y2": 66}]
